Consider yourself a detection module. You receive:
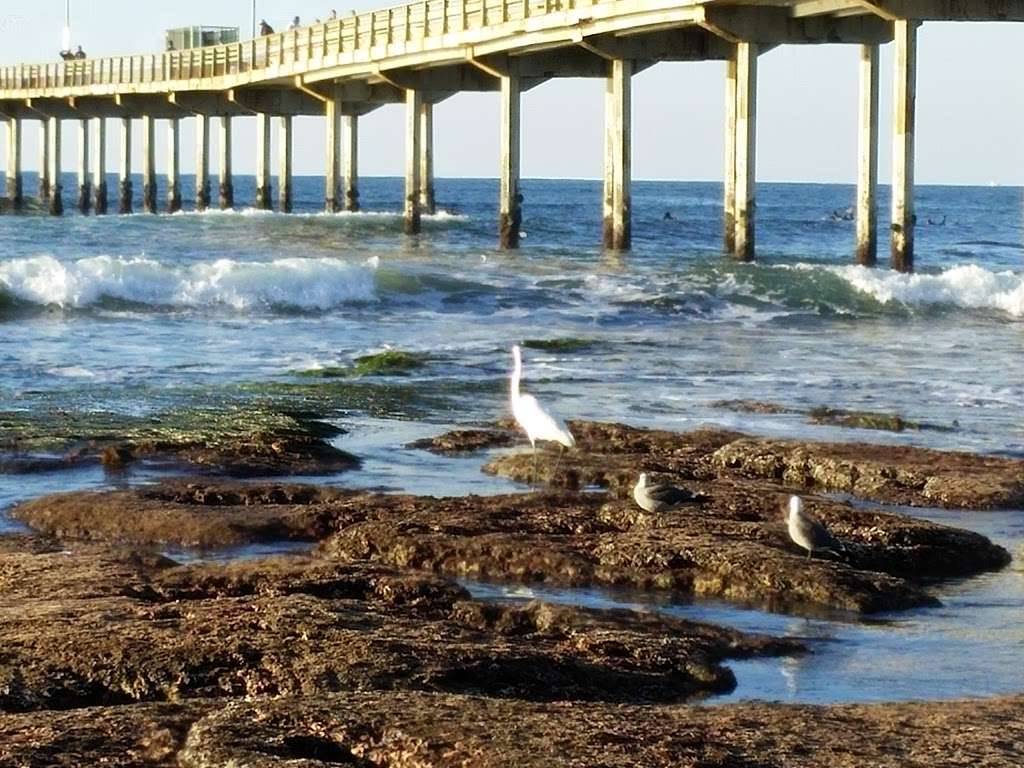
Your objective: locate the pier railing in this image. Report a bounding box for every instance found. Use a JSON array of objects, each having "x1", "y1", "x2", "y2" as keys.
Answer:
[{"x1": 0, "y1": 0, "x2": 611, "y2": 92}]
